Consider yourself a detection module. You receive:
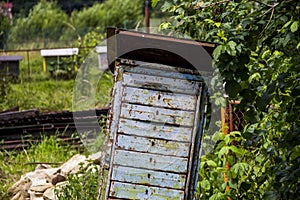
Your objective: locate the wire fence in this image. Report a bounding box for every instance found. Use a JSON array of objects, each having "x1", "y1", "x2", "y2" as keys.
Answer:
[
  {"x1": 229, "y1": 101, "x2": 247, "y2": 132},
  {"x1": 0, "y1": 46, "x2": 107, "y2": 112}
]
